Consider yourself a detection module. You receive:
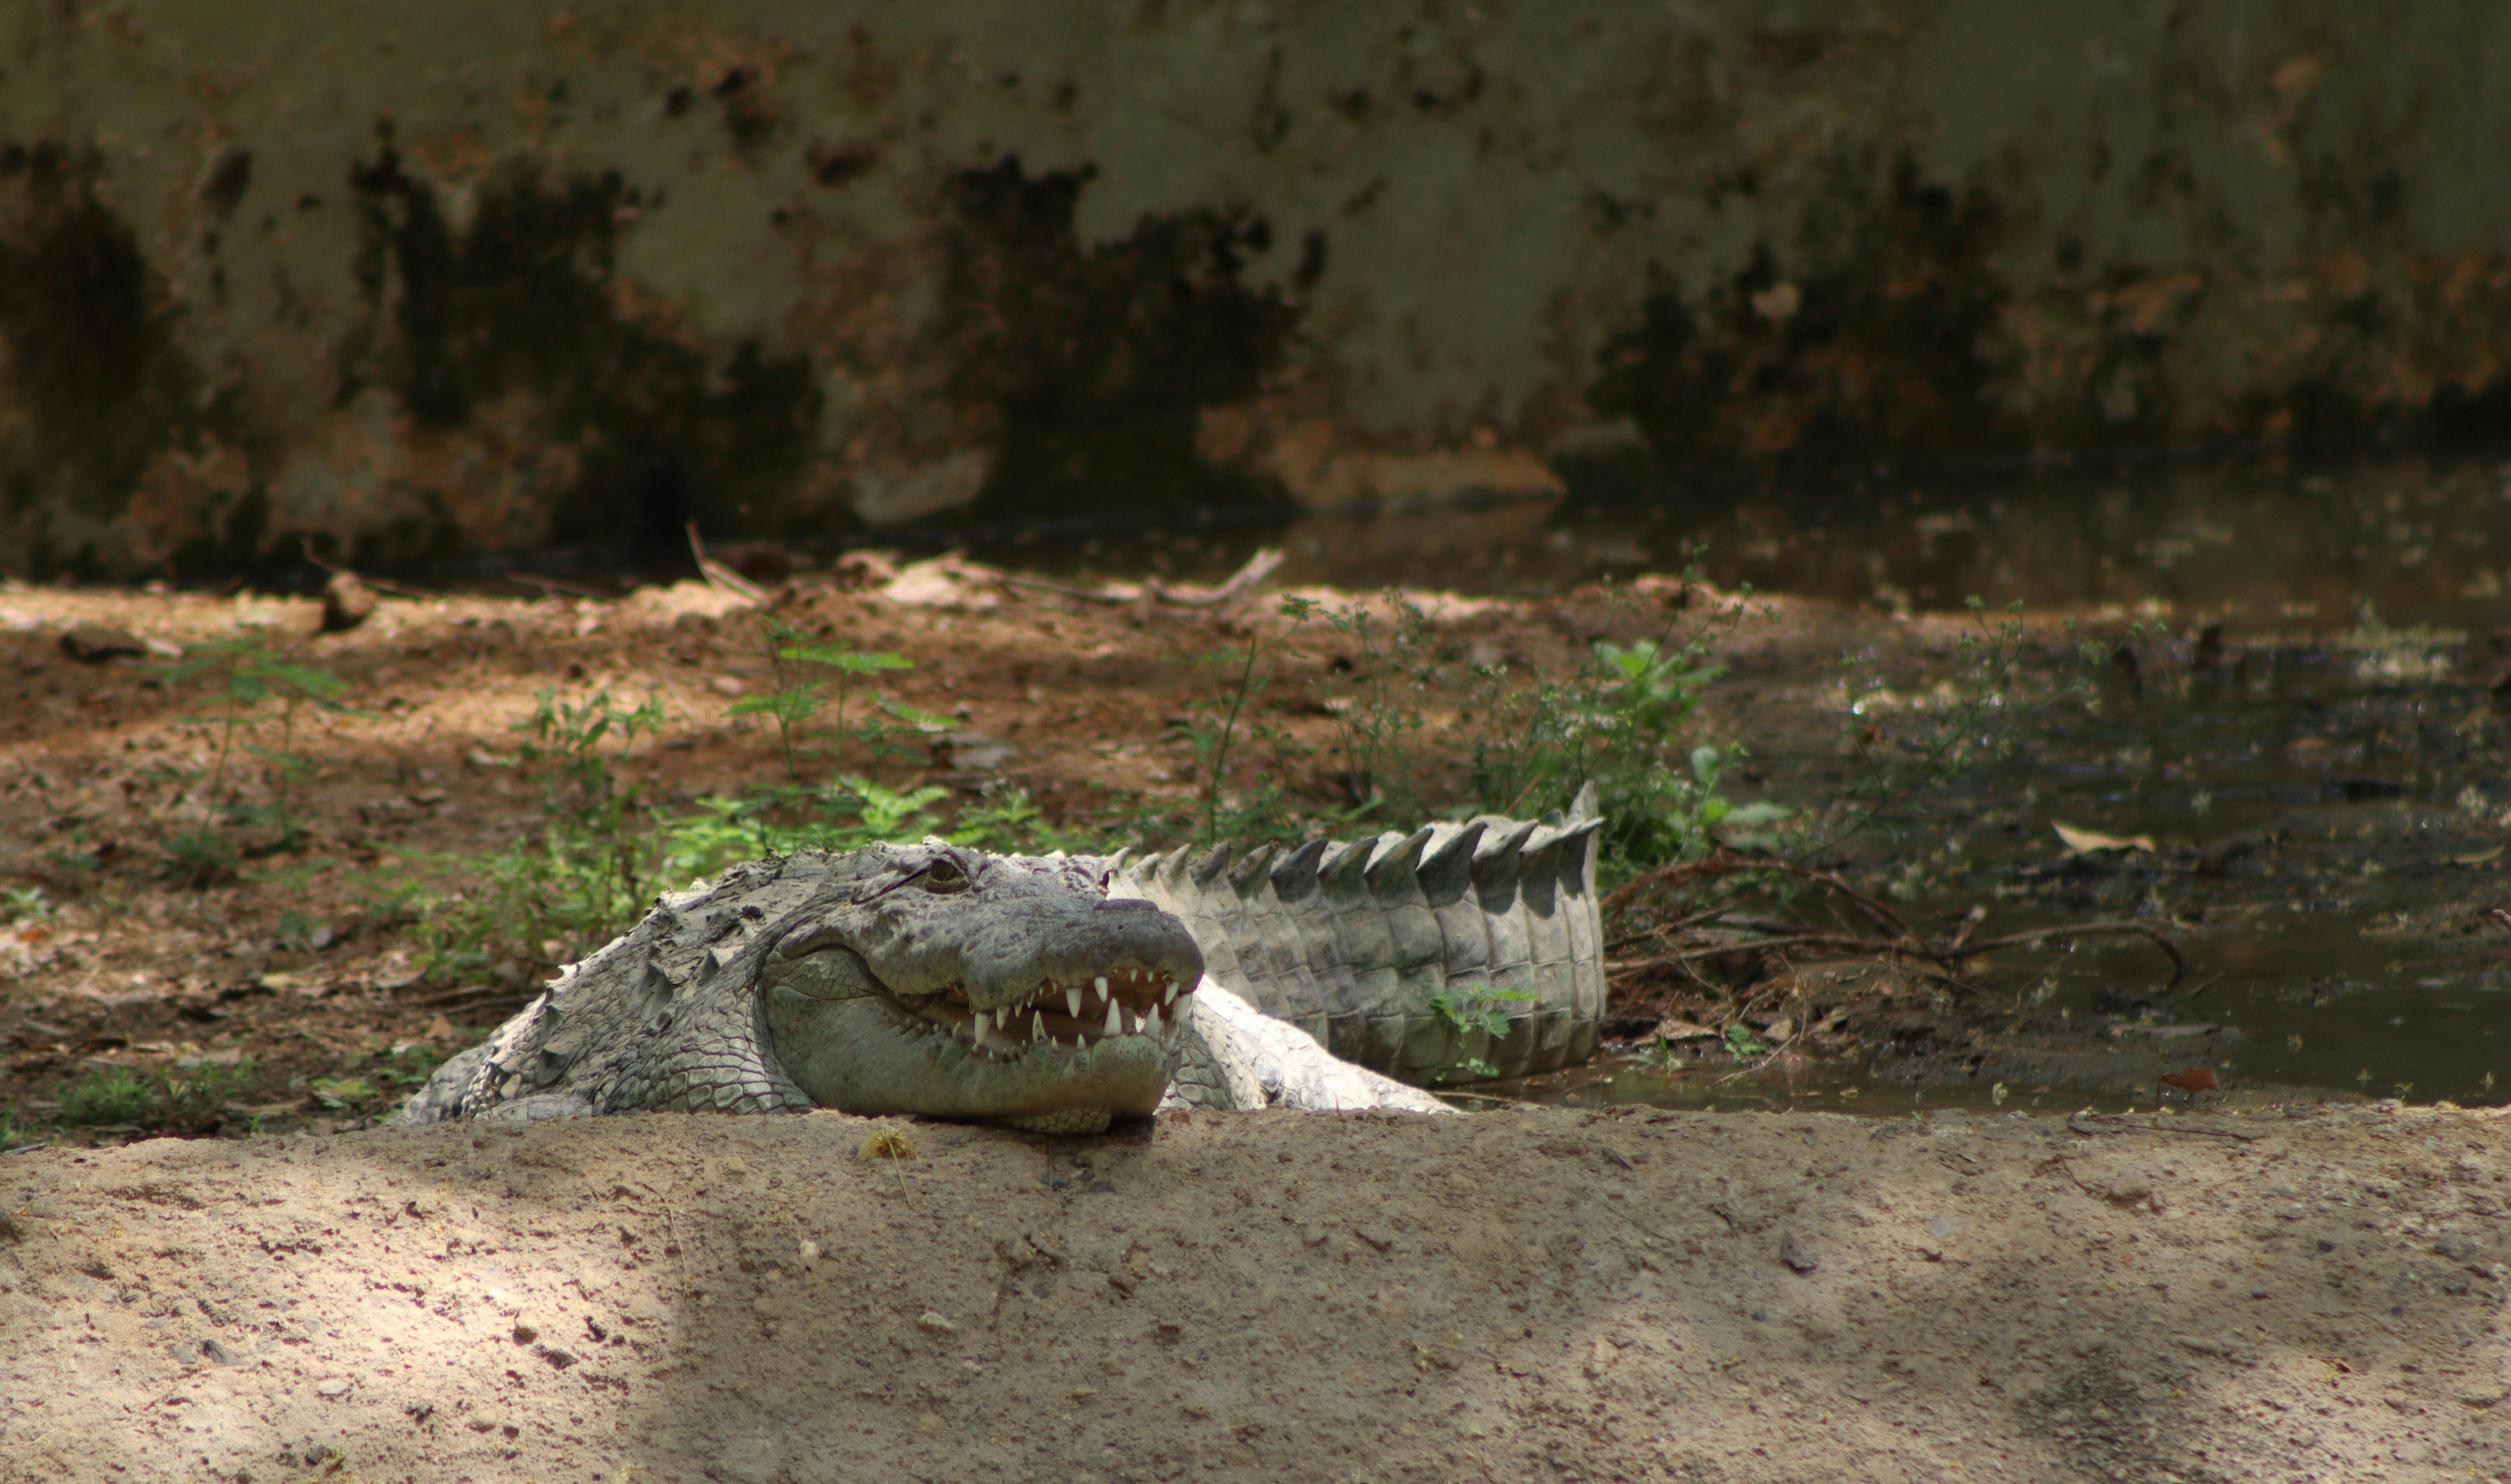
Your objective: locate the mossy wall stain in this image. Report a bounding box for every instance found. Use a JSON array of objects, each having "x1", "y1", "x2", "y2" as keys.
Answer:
[
  {"x1": 937, "y1": 158, "x2": 1300, "y2": 524},
  {"x1": 1591, "y1": 153, "x2": 2010, "y2": 474},
  {"x1": 0, "y1": 143, "x2": 228, "y2": 577},
  {"x1": 338, "y1": 133, "x2": 820, "y2": 559},
  {"x1": 0, "y1": 1, "x2": 2508, "y2": 578}
]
